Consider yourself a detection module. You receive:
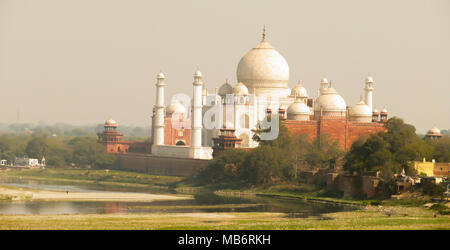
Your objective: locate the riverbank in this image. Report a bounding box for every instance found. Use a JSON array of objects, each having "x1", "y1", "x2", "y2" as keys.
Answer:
[
  {"x1": 0, "y1": 168, "x2": 182, "y2": 192},
  {"x1": 0, "y1": 185, "x2": 192, "y2": 202},
  {"x1": 0, "y1": 206, "x2": 448, "y2": 230}
]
